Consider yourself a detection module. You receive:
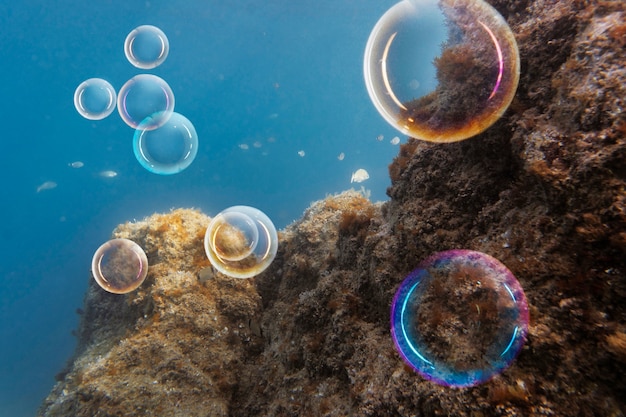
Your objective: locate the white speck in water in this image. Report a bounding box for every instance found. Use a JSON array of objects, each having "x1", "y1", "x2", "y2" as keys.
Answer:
[
  {"x1": 36, "y1": 181, "x2": 57, "y2": 192},
  {"x1": 350, "y1": 168, "x2": 369, "y2": 183}
]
